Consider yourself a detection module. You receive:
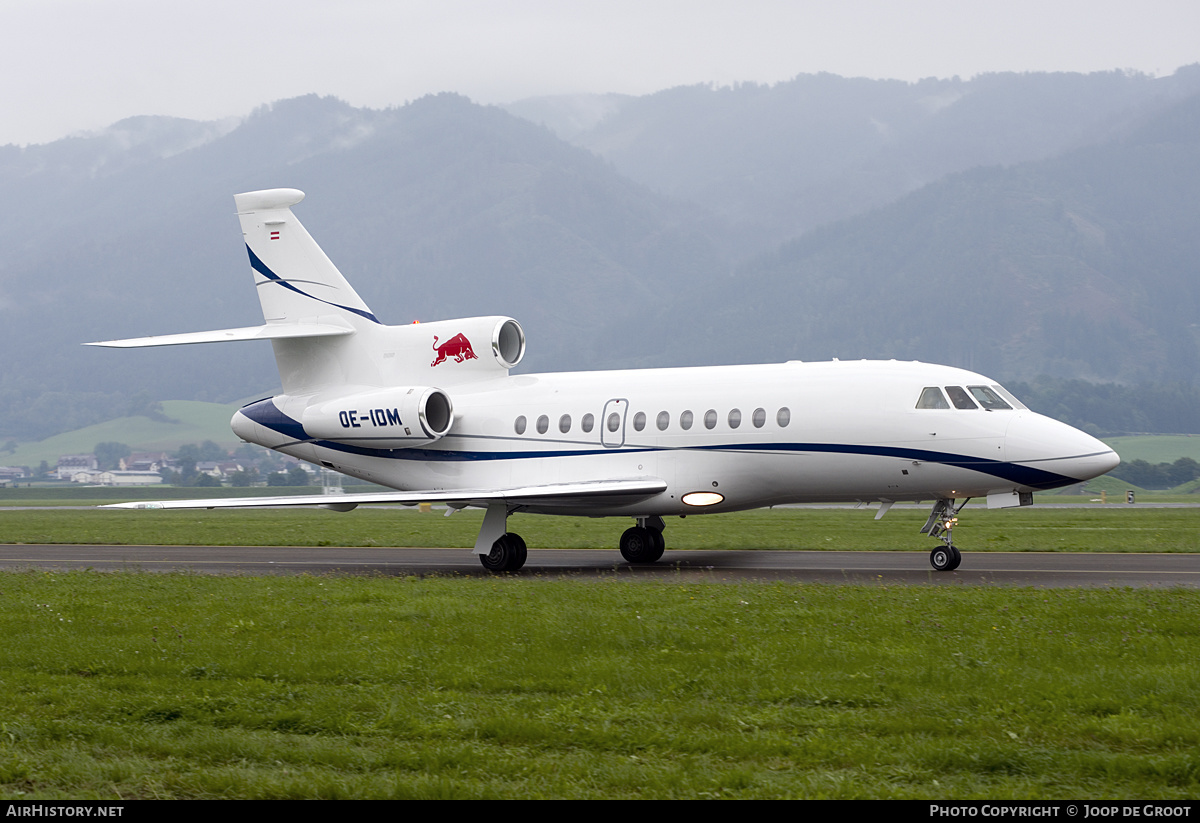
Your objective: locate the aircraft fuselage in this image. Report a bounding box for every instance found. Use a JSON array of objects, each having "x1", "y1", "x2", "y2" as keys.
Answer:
[{"x1": 234, "y1": 358, "x2": 1116, "y2": 518}]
